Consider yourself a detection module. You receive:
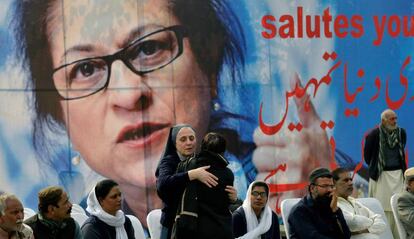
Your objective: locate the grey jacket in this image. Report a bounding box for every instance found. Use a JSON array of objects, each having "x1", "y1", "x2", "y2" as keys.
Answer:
[{"x1": 397, "y1": 191, "x2": 414, "y2": 239}]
